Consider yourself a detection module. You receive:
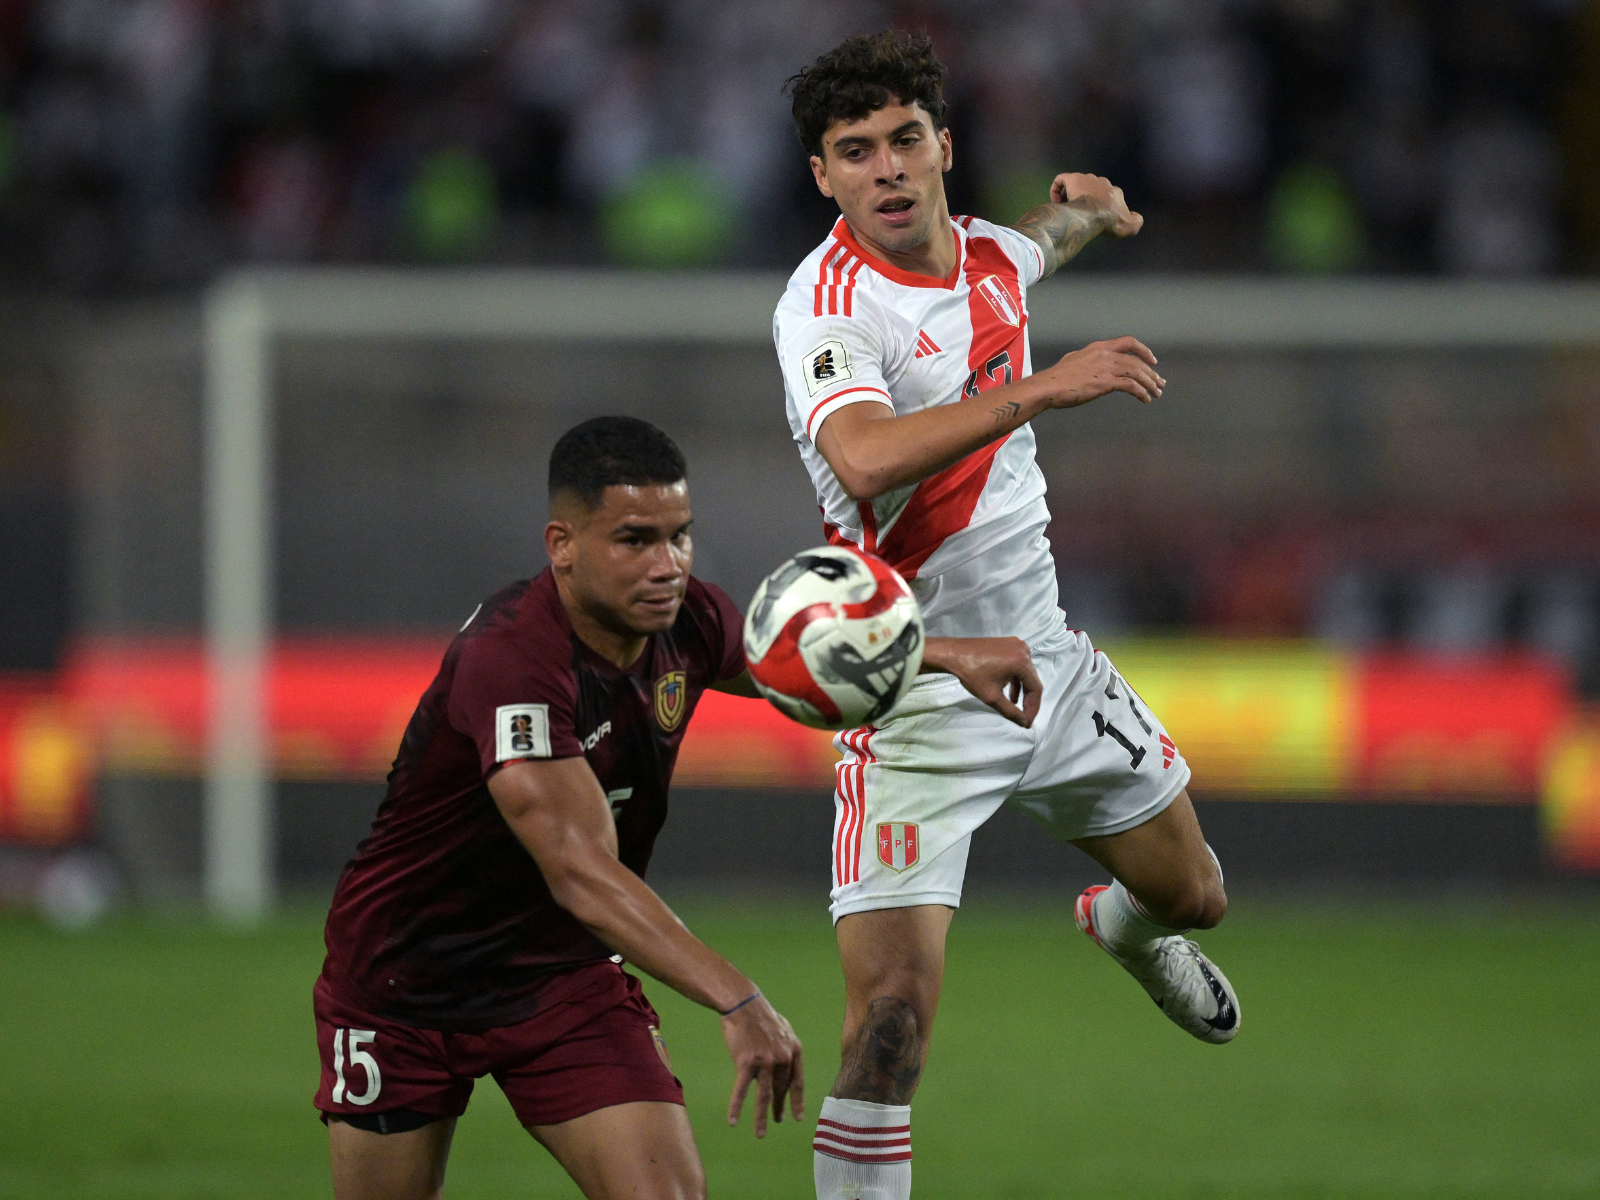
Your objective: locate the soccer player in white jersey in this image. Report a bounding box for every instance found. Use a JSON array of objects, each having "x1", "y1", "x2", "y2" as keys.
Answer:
[{"x1": 774, "y1": 32, "x2": 1241, "y2": 1200}]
